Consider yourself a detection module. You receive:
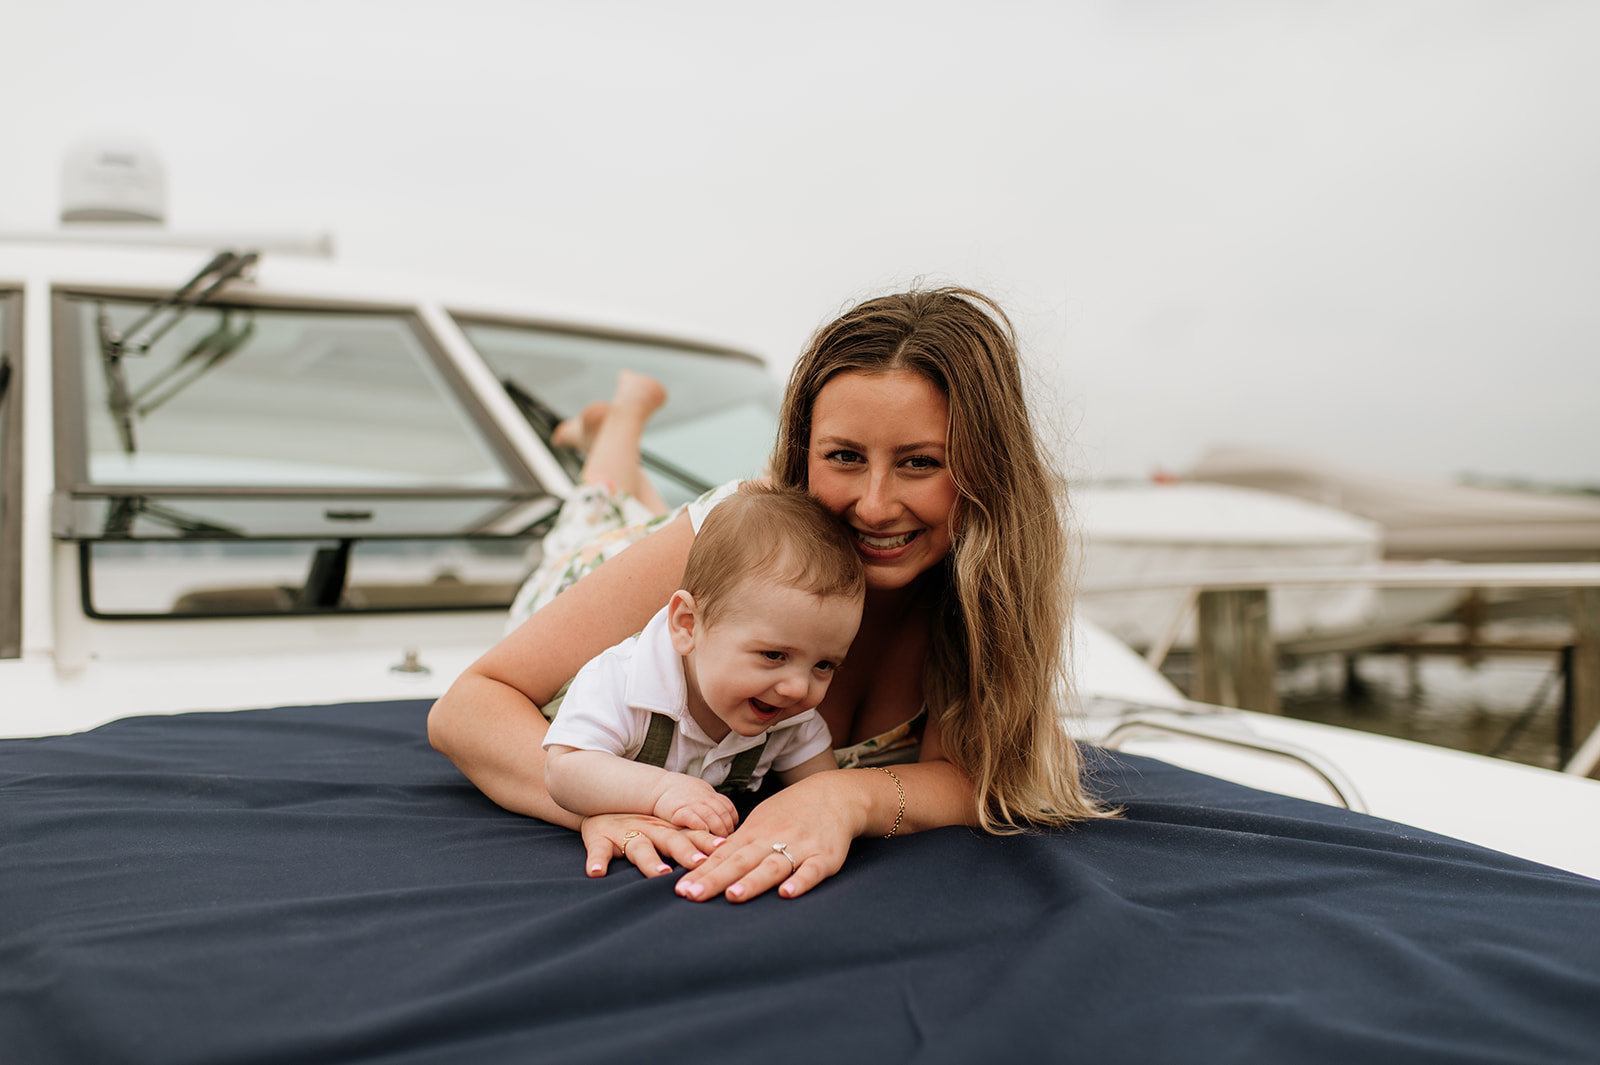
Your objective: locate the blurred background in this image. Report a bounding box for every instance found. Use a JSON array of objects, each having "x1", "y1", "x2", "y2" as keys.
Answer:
[
  {"x1": 4, "y1": 0, "x2": 1597, "y2": 488},
  {"x1": 8, "y1": 1, "x2": 1600, "y2": 766}
]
